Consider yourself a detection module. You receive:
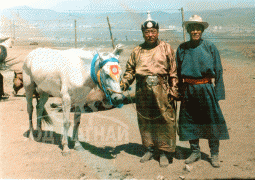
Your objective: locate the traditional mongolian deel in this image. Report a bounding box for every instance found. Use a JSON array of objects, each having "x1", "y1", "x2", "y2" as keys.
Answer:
[
  {"x1": 176, "y1": 39, "x2": 229, "y2": 141},
  {"x1": 121, "y1": 40, "x2": 179, "y2": 152}
]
